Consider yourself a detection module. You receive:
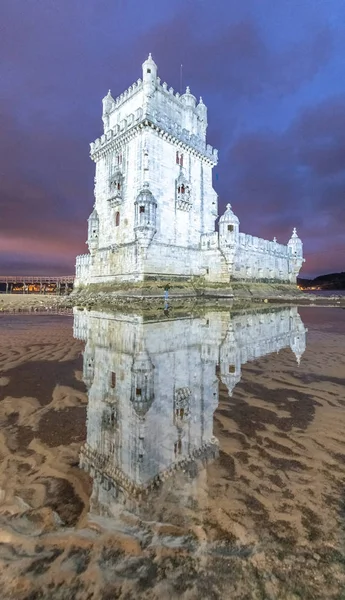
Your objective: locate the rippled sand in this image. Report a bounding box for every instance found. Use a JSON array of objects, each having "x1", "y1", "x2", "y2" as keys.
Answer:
[{"x1": 0, "y1": 309, "x2": 345, "y2": 599}]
